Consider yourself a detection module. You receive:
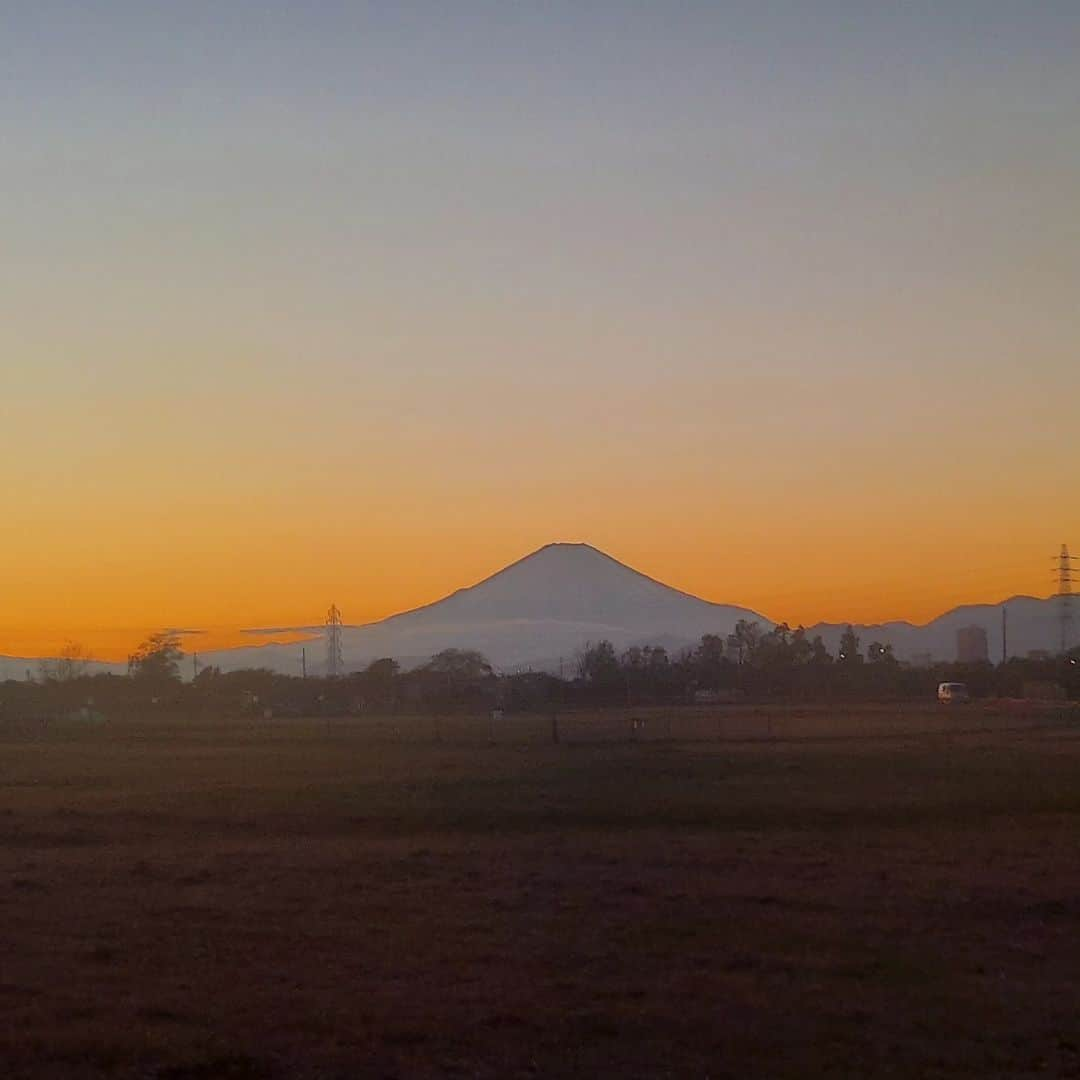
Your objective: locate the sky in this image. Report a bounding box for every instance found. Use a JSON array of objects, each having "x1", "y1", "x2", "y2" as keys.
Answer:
[{"x1": 2, "y1": 2, "x2": 1078, "y2": 660}]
